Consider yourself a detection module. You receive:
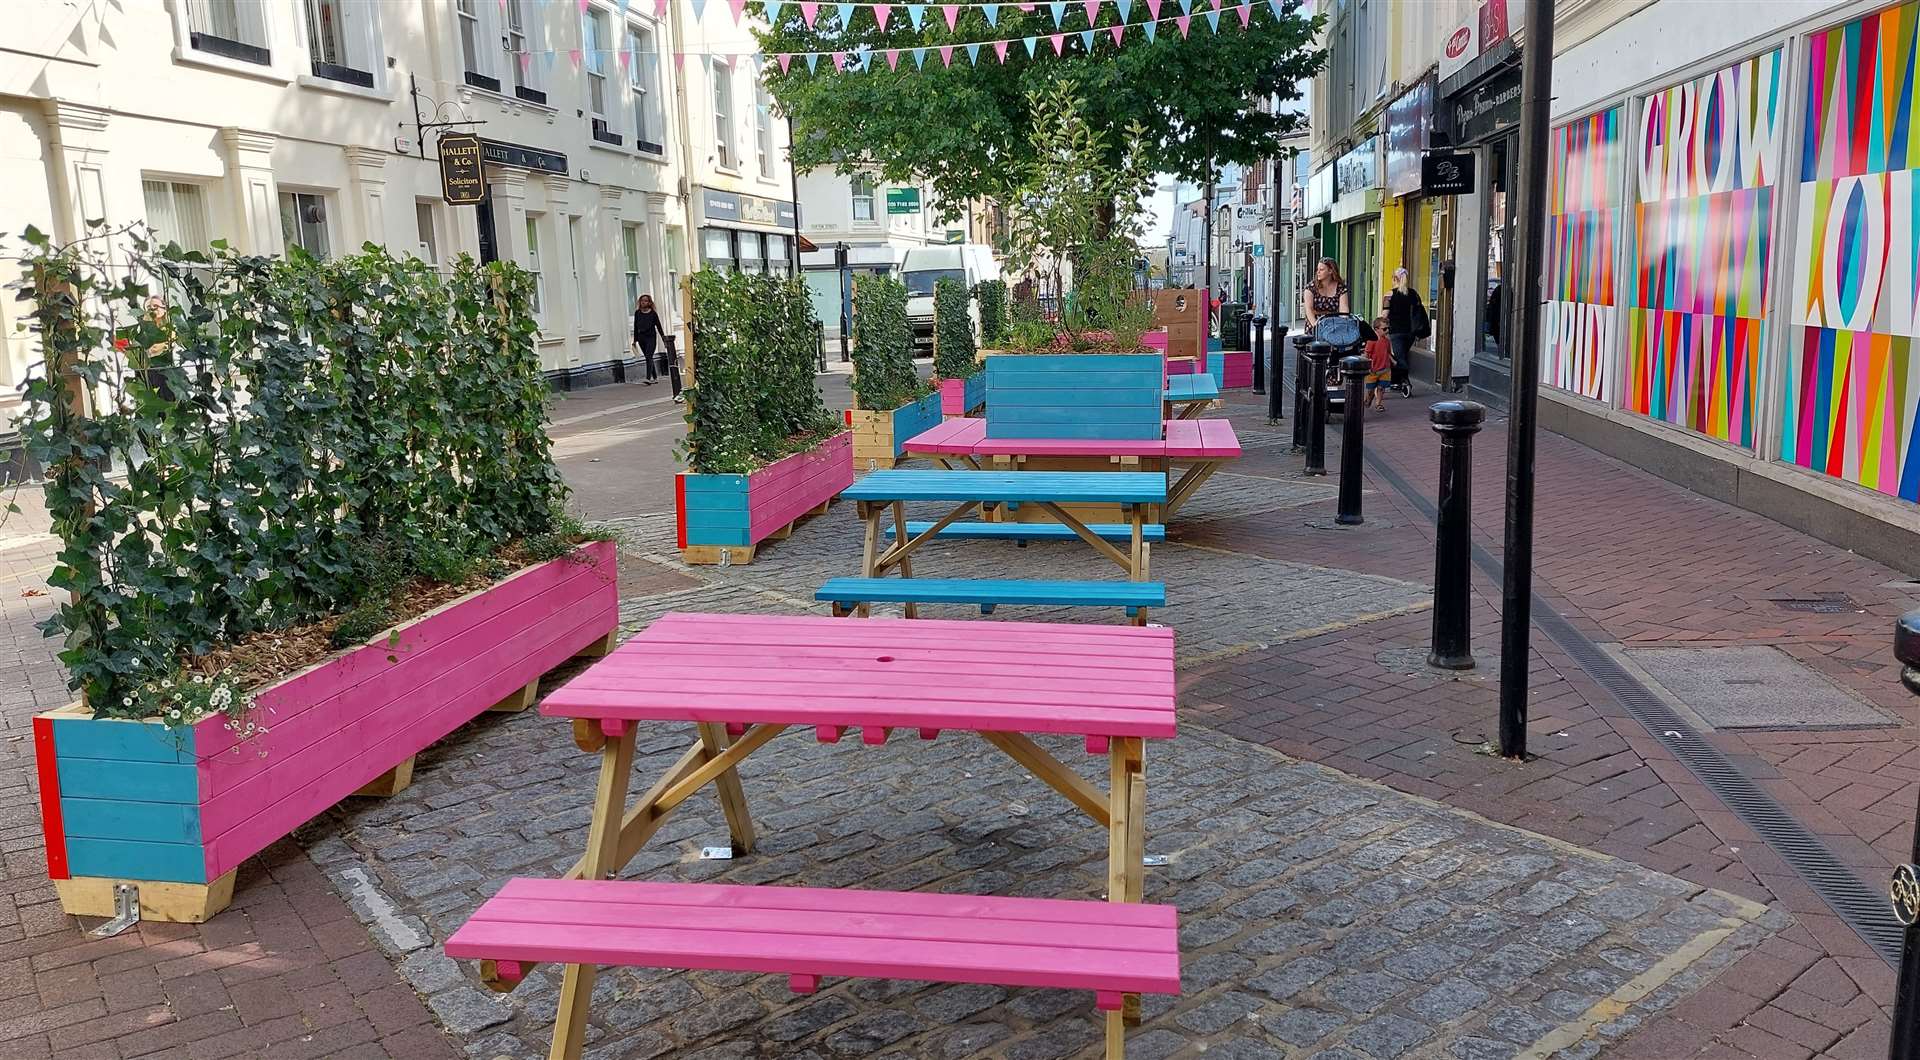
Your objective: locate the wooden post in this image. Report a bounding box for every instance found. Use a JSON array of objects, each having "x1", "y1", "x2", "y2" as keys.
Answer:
[{"x1": 548, "y1": 723, "x2": 638, "y2": 1060}]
